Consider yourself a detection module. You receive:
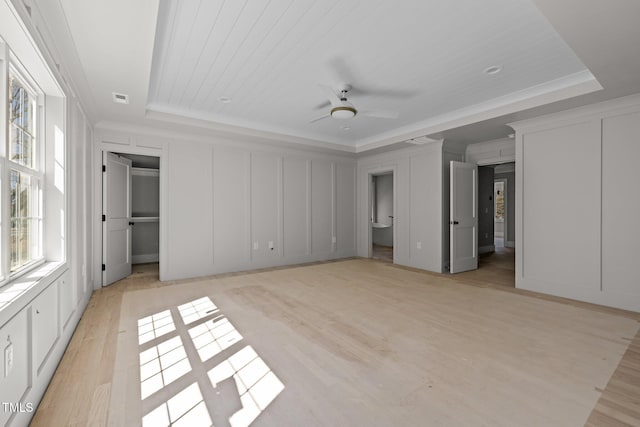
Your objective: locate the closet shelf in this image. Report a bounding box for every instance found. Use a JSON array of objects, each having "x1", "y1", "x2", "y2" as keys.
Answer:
[{"x1": 130, "y1": 216, "x2": 159, "y2": 223}]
